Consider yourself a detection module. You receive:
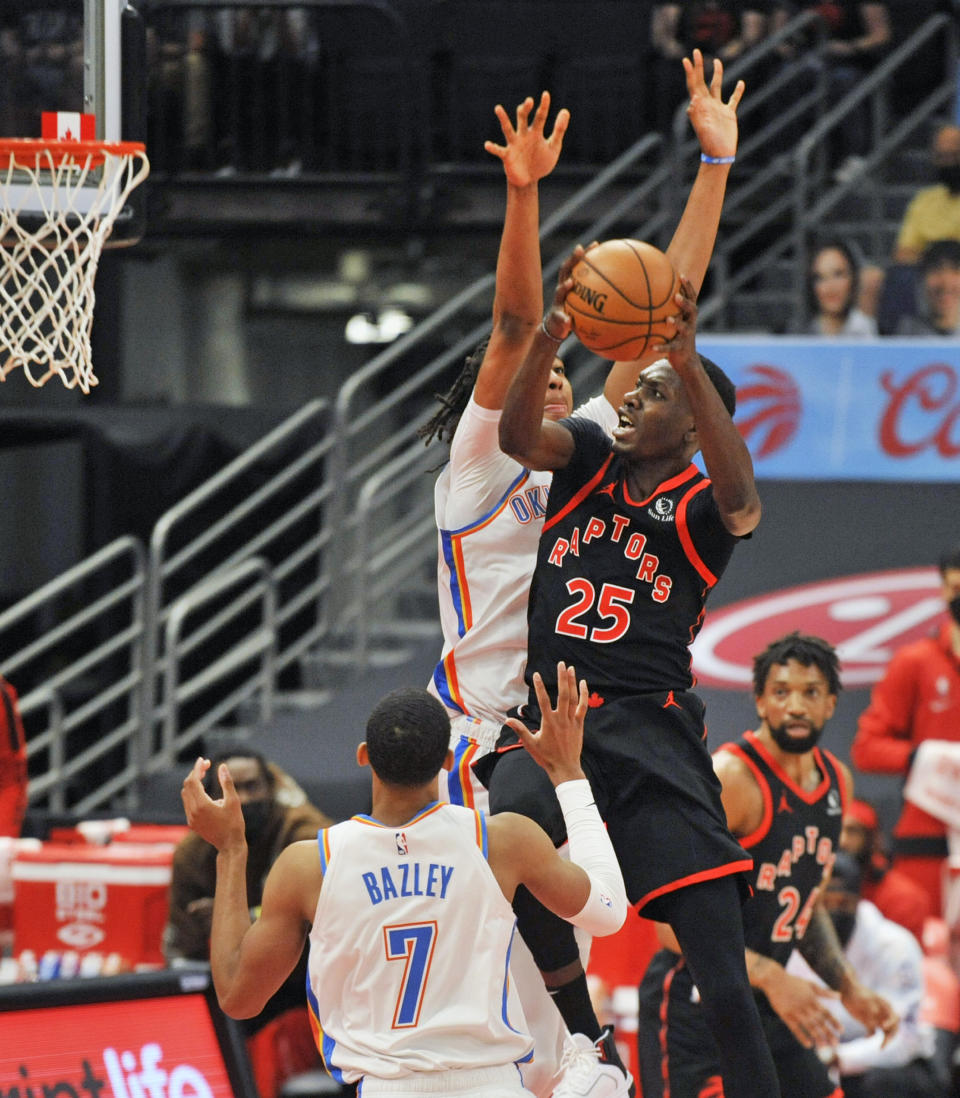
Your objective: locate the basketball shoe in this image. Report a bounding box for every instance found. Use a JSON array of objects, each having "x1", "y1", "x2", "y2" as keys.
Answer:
[{"x1": 553, "y1": 1026, "x2": 635, "y2": 1097}]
